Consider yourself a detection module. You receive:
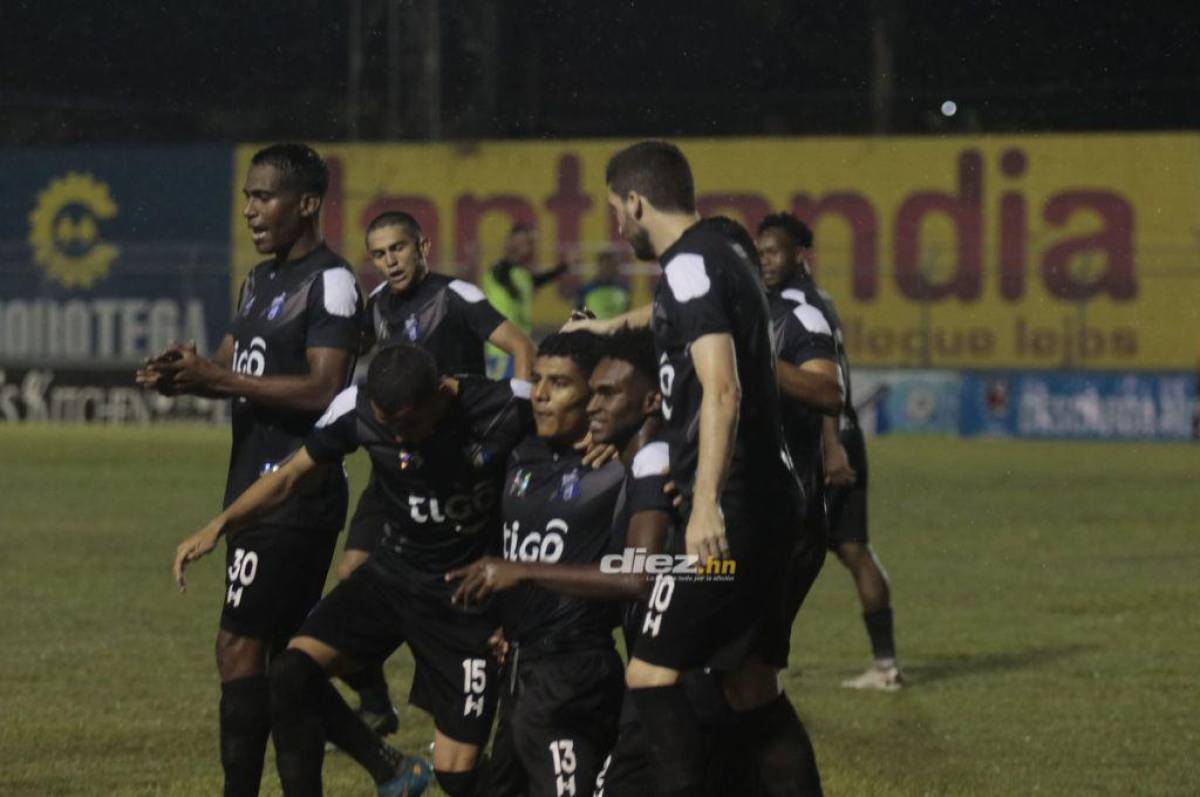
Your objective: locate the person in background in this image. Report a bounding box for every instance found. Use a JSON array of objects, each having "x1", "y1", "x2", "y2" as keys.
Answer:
[
  {"x1": 482, "y1": 223, "x2": 568, "y2": 377},
  {"x1": 577, "y1": 249, "x2": 632, "y2": 321}
]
